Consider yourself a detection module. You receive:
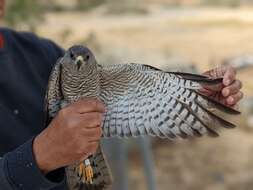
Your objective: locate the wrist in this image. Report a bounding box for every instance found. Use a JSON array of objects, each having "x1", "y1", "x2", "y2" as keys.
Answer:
[
  {"x1": 4, "y1": 138, "x2": 65, "y2": 189},
  {"x1": 33, "y1": 133, "x2": 54, "y2": 174}
]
